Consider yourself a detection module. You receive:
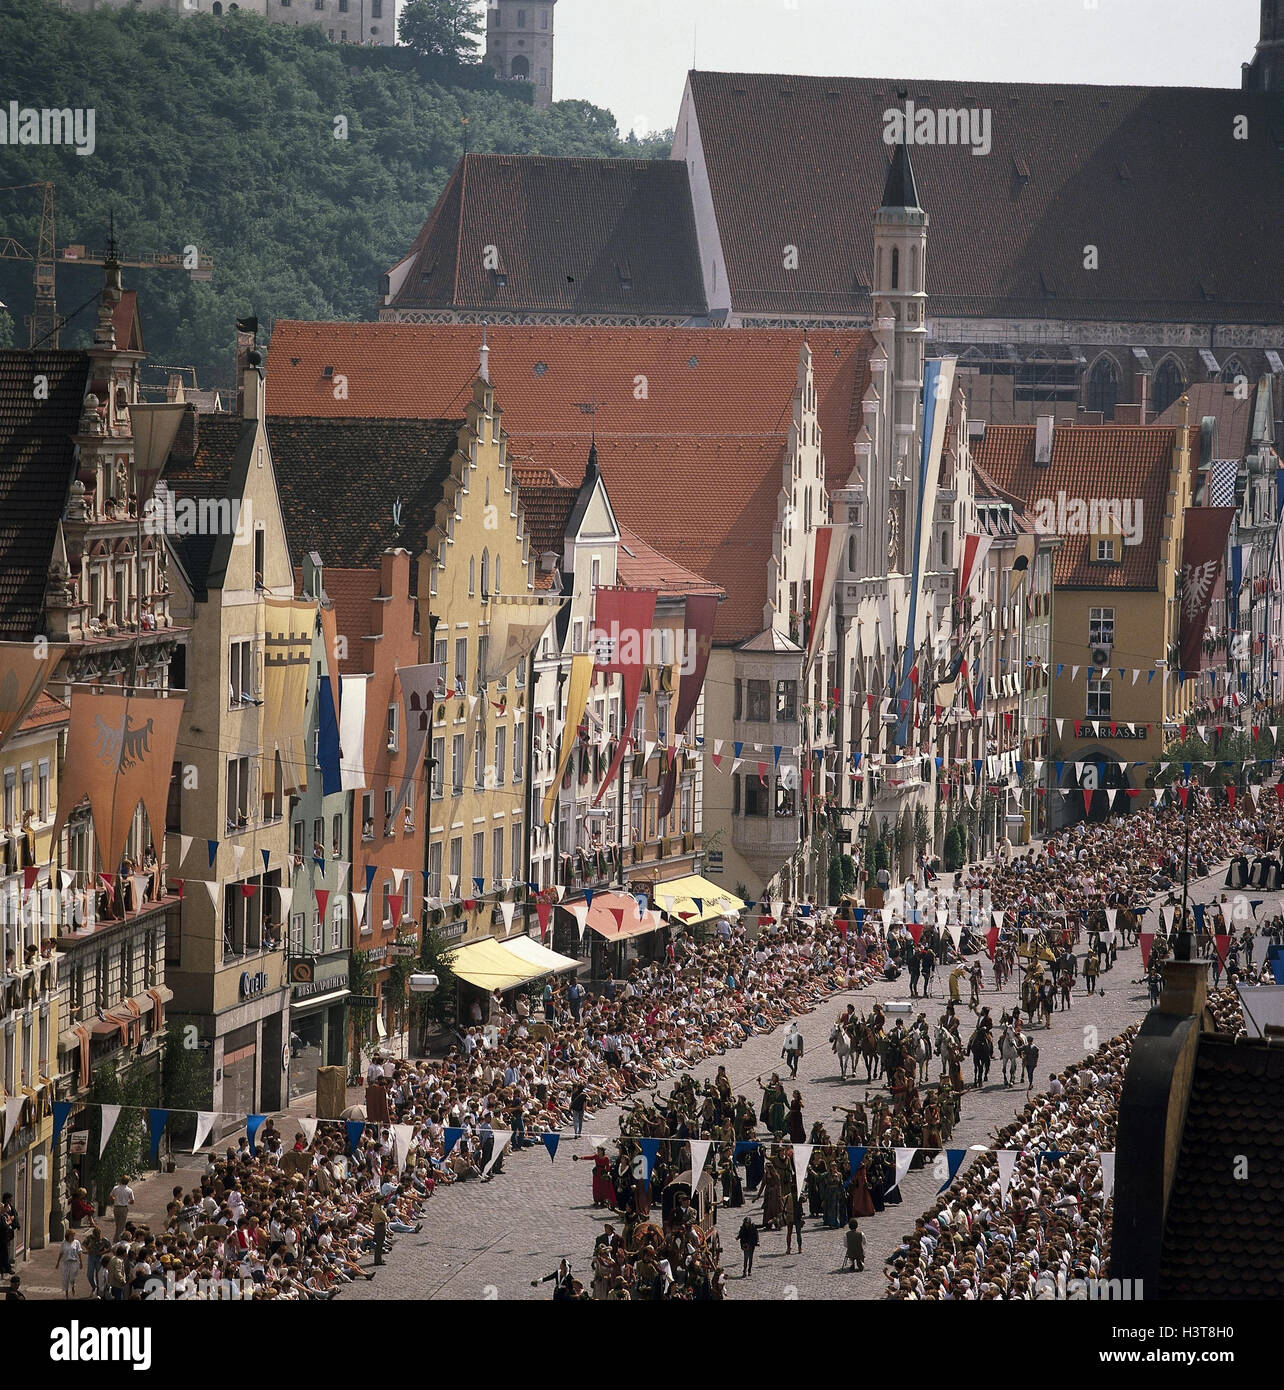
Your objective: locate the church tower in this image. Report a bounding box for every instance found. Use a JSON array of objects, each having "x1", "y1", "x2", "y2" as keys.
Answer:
[
  {"x1": 1243, "y1": 1, "x2": 1284, "y2": 89},
  {"x1": 485, "y1": 1, "x2": 557, "y2": 110},
  {"x1": 871, "y1": 136, "x2": 928, "y2": 576}
]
